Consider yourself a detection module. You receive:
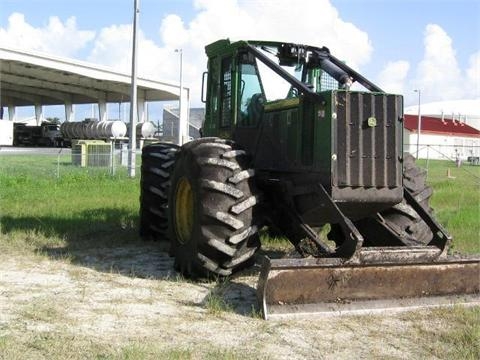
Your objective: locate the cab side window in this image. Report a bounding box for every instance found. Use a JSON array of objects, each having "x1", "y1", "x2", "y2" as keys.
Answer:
[
  {"x1": 238, "y1": 54, "x2": 264, "y2": 127},
  {"x1": 220, "y1": 57, "x2": 232, "y2": 128}
]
